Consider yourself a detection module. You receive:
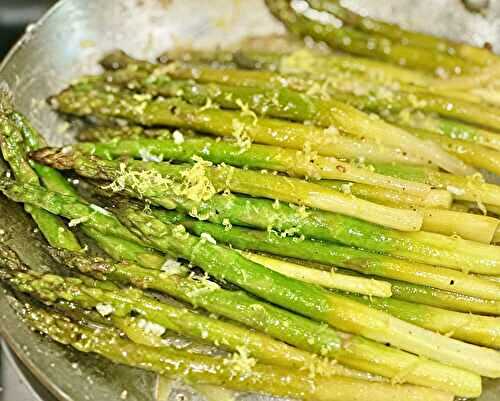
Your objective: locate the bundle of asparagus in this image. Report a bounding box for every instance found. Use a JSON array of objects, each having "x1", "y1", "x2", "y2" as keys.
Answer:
[{"x1": 1, "y1": 3, "x2": 500, "y2": 400}]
